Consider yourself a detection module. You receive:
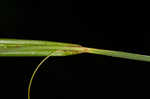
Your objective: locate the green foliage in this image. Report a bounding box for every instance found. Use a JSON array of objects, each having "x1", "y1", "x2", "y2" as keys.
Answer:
[
  {"x1": 1, "y1": 38, "x2": 150, "y2": 99},
  {"x1": 0, "y1": 38, "x2": 150, "y2": 62}
]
